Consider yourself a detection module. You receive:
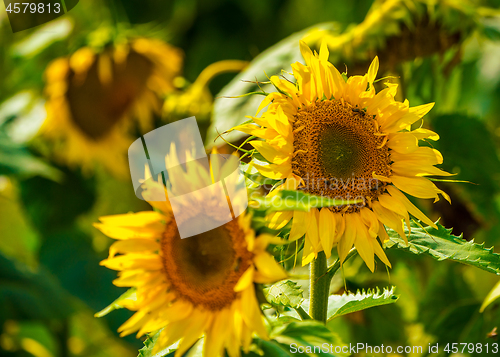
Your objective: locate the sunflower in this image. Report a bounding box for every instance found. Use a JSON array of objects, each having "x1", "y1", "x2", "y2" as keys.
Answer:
[
  {"x1": 95, "y1": 153, "x2": 286, "y2": 357},
  {"x1": 42, "y1": 38, "x2": 182, "y2": 175},
  {"x1": 233, "y1": 41, "x2": 452, "y2": 271}
]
